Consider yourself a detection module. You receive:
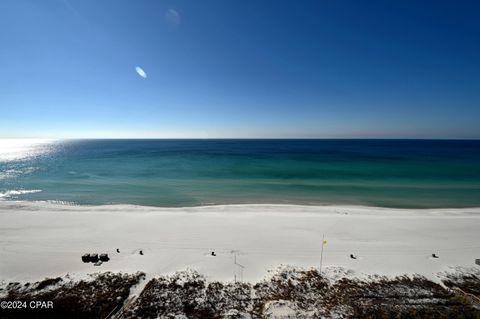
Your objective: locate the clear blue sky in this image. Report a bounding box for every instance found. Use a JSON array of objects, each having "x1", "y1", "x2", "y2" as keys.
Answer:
[{"x1": 1, "y1": 0, "x2": 479, "y2": 138}]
